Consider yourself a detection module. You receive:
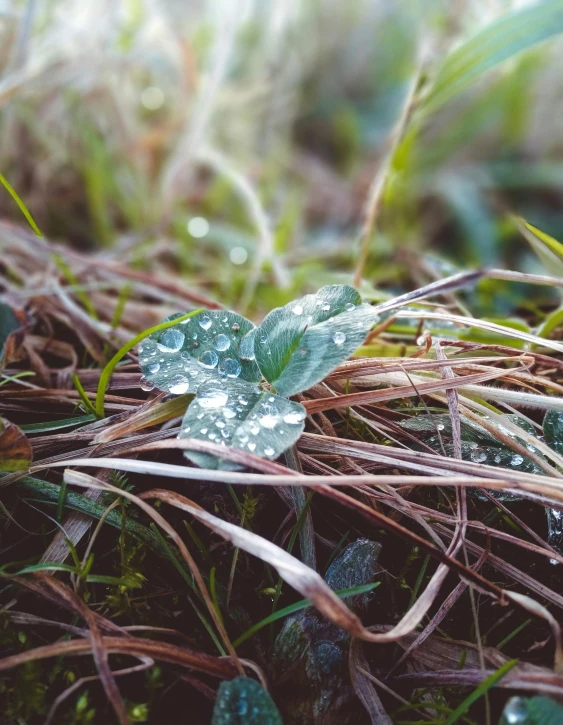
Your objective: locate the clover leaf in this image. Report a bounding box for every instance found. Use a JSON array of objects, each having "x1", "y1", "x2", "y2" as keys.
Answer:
[
  {"x1": 179, "y1": 379, "x2": 306, "y2": 470},
  {"x1": 139, "y1": 310, "x2": 261, "y2": 395},
  {"x1": 252, "y1": 284, "x2": 378, "y2": 396},
  {"x1": 138, "y1": 285, "x2": 378, "y2": 468},
  {"x1": 212, "y1": 677, "x2": 282, "y2": 725}
]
